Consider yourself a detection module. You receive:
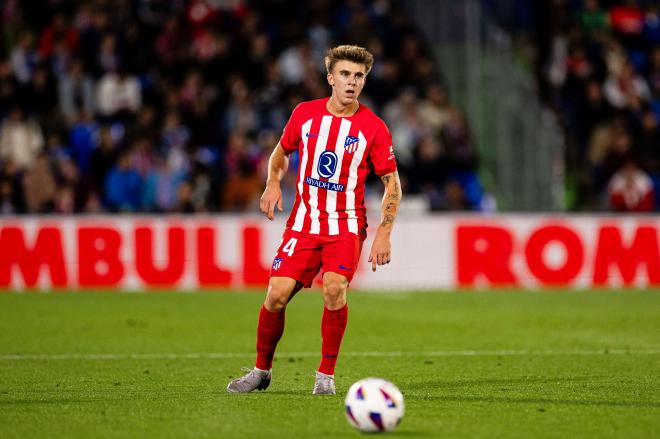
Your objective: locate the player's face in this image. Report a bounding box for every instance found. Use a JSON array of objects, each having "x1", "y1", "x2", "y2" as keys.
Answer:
[{"x1": 327, "y1": 60, "x2": 367, "y2": 106}]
